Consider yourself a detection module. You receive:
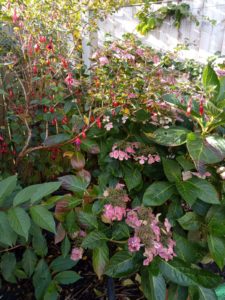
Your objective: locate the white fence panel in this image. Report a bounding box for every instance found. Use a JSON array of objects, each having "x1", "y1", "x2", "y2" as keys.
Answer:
[{"x1": 95, "y1": 0, "x2": 225, "y2": 63}]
